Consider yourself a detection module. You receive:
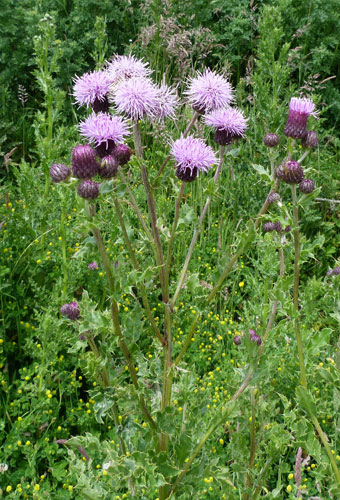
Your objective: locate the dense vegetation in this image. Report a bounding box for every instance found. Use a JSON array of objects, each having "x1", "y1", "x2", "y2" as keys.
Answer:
[{"x1": 1, "y1": 1, "x2": 340, "y2": 498}]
